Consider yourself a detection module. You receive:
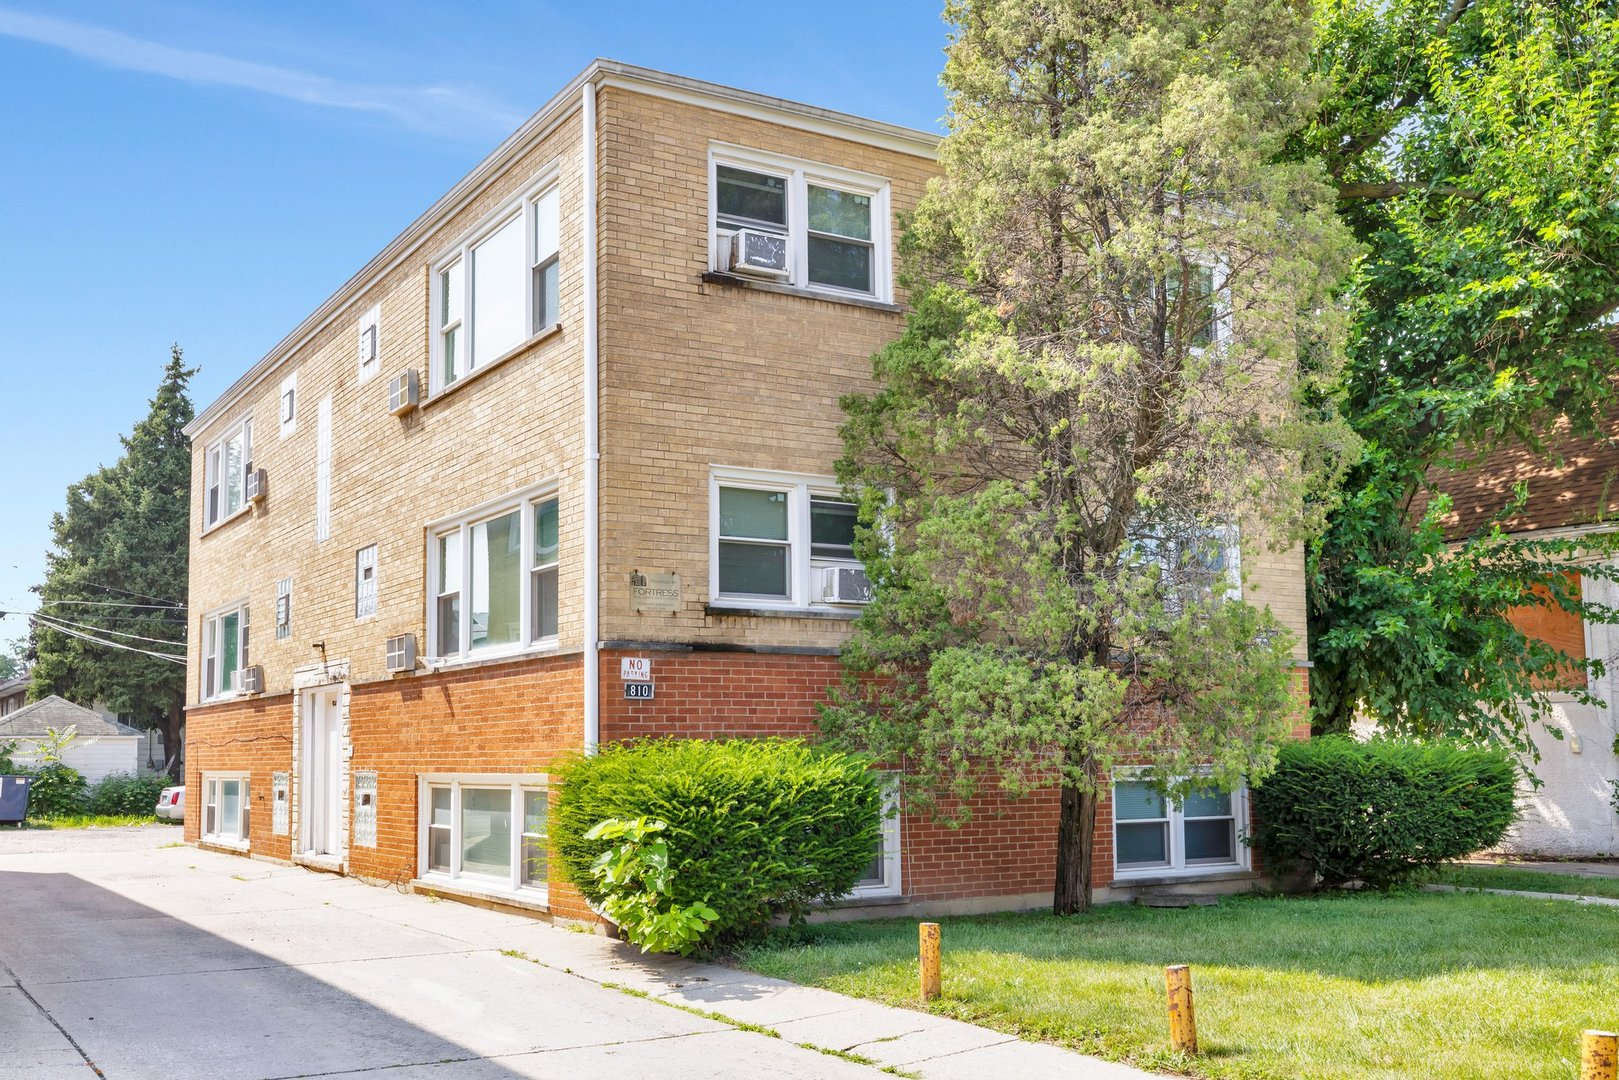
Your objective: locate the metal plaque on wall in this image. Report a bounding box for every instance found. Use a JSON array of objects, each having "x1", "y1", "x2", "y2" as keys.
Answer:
[{"x1": 630, "y1": 571, "x2": 680, "y2": 613}]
